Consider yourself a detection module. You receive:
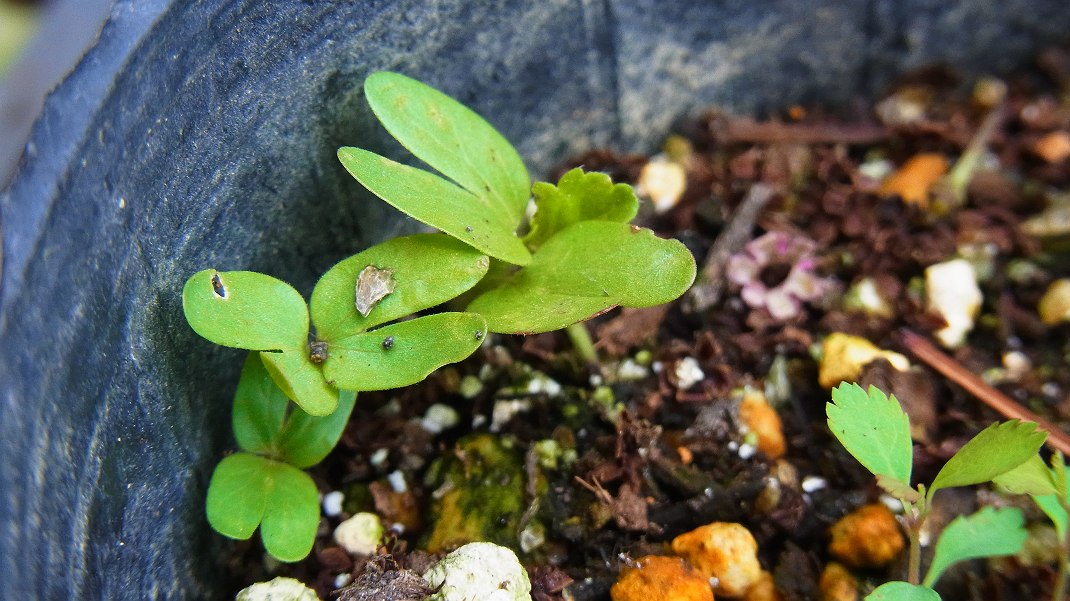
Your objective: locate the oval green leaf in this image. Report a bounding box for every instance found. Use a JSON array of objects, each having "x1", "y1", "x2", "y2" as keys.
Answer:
[
  {"x1": 922, "y1": 506, "x2": 1027, "y2": 587},
  {"x1": 929, "y1": 420, "x2": 1047, "y2": 499},
  {"x1": 826, "y1": 383, "x2": 913, "y2": 486},
  {"x1": 337, "y1": 148, "x2": 531, "y2": 265},
  {"x1": 466, "y1": 221, "x2": 696, "y2": 334},
  {"x1": 259, "y1": 349, "x2": 338, "y2": 416},
  {"x1": 182, "y1": 269, "x2": 308, "y2": 350},
  {"x1": 363, "y1": 71, "x2": 530, "y2": 229},
  {"x1": 865, "y1": 582, "x2": 940, "y2": 601},
  {"x1": 206, "y1": 452, "x2": 271, "y2": 541},
  {"x1": 233, "y1": 352, "x2": 290, "y2": 454},
  {"x1": 524, "y1": 168, "x2": 639, "y2": 250},
  {"x1": 259, "y1": 462, "x2": 320, "y2": 562},
  {"x1": 323, "y1": 312, "x2": 487, "y2": 391},
  {"x1": 991, "y1": 454, "x2": 1058, "y2": 496},
  {"x1": 311, "y1": 233, "x2": 490, "y2": 340},
  {"x1": 278, "y1": 390, "x2": 357, "y2": 469}
]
